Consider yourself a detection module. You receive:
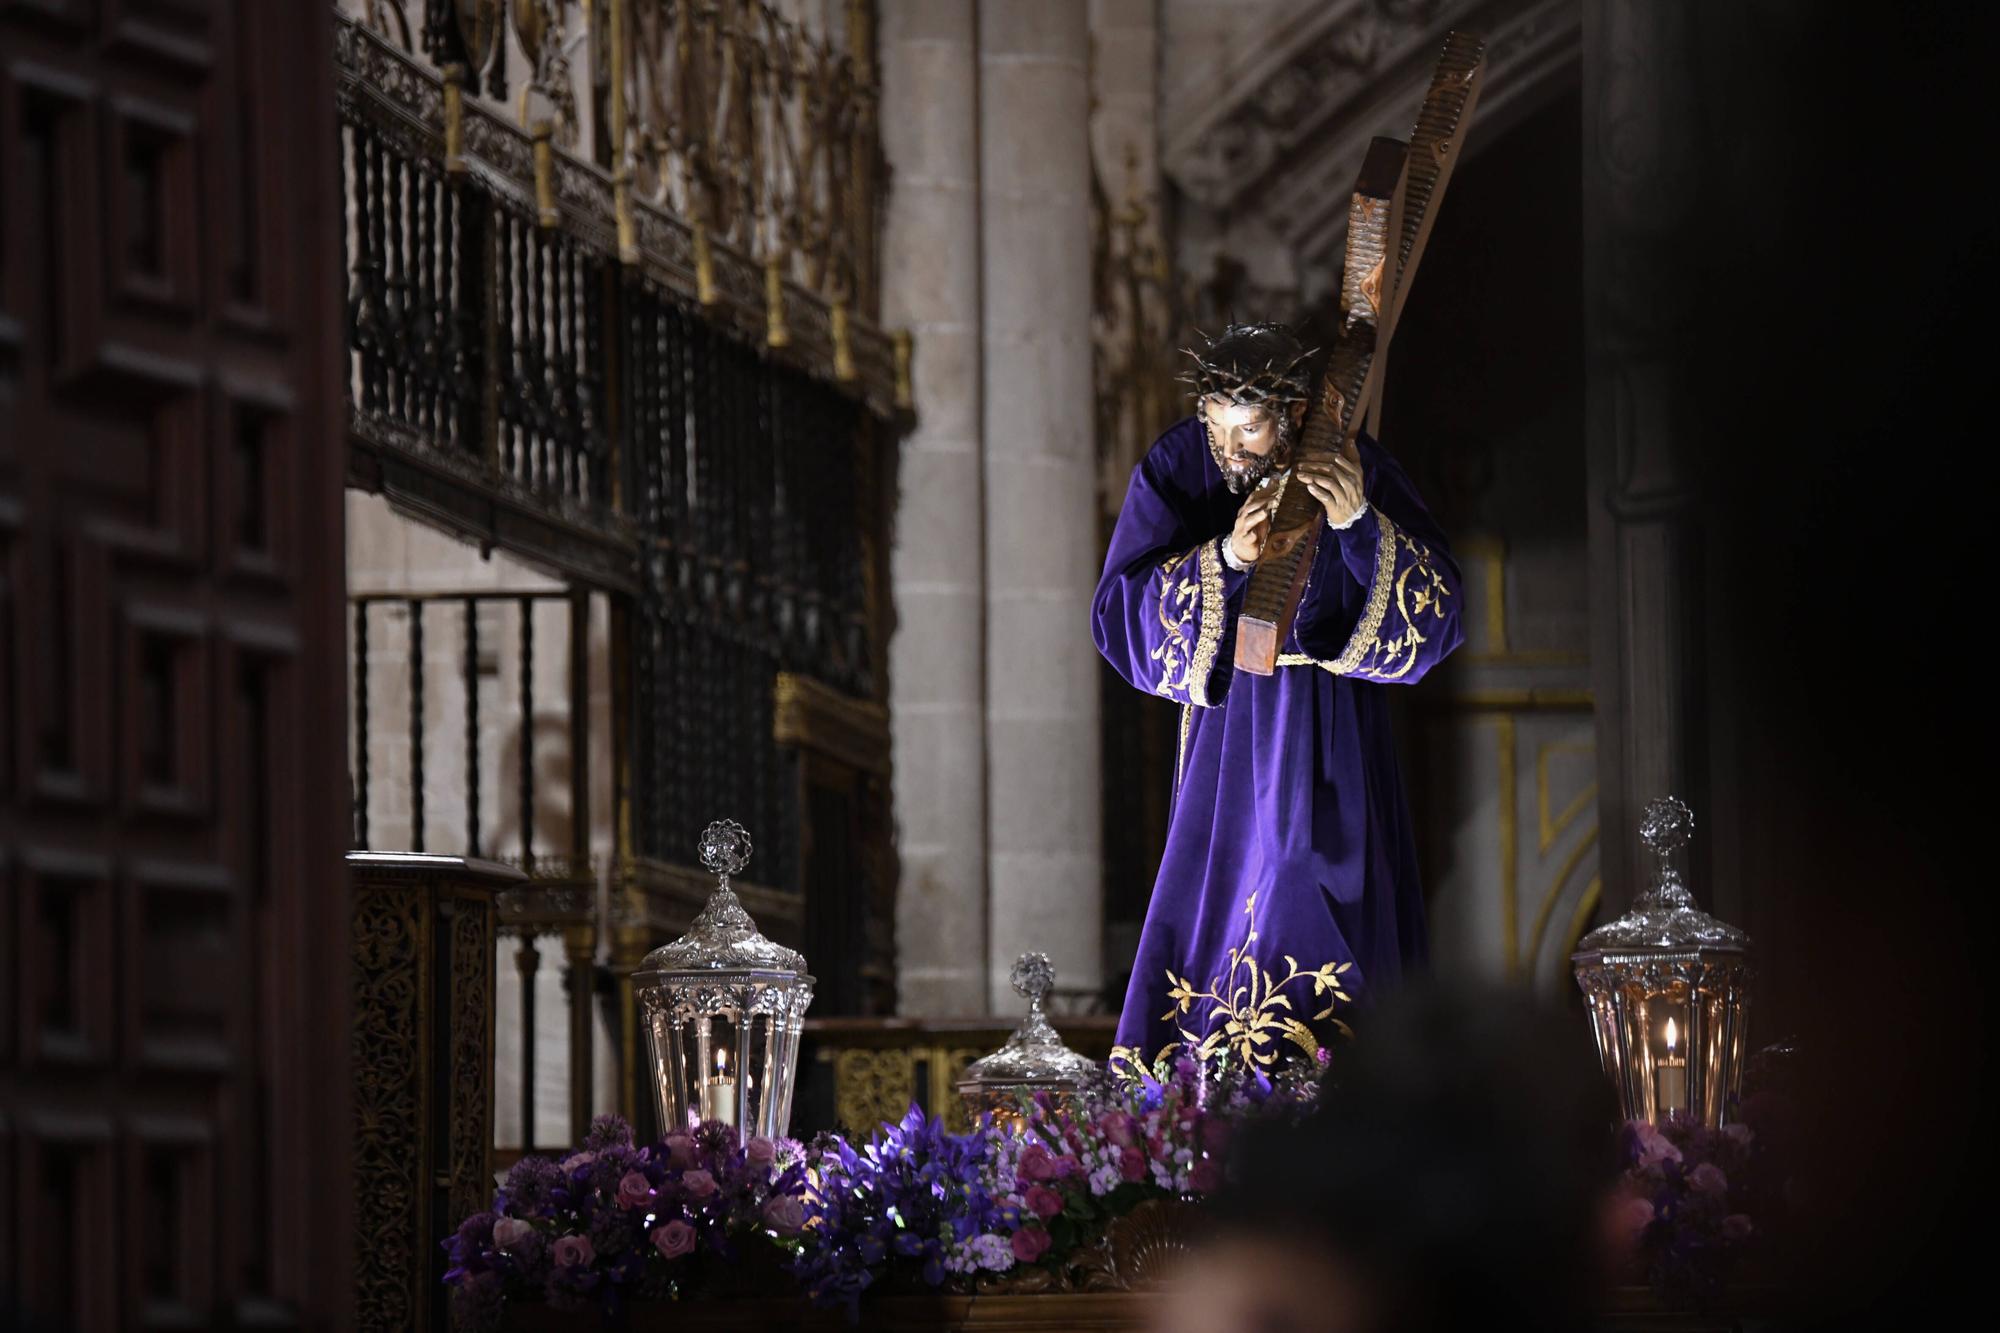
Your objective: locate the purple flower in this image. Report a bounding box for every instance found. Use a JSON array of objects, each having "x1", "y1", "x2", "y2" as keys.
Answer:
[
  {"x1": 552, "y1": 1234, "x2": 595, "y2": 1269},
  {"x1": 682, "y1": 1168, "x2": 717, "y2": 1200},
  {"x1": 762, "y1": 1193, "x2": 806, "y2": 1235},
  {"x1": 449, "y1": 1269, "x2": 504, "y2": 1333},
  {"x1": 501, "y1": 1156, "x2": 563, "y2": 1214},
  {"x1": 559, "y1": 1151, "x2": 596, "y2": 1174},
  {"x1": 615, "y1": 1170, "x2": 653, "y2": 1211},
  {"x1": 581, "y1": 1113, "x2": 634, "y2": 1153},
  {"x1": 1689, "y1": 1162, "x2": 1729, "y2": 1196},
  {"x1": 651, "y1": 1219, "x2": 696, "y2": 1259}
]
